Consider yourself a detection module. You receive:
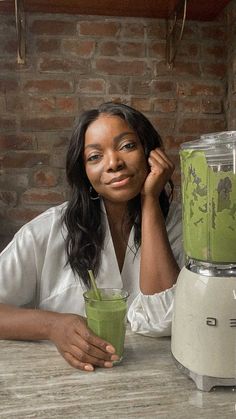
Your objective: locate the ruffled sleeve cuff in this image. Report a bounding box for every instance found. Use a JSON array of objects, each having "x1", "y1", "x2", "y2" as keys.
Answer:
[{"x1": 127, "y1": 285, "x2": 176, "y2": 337}]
